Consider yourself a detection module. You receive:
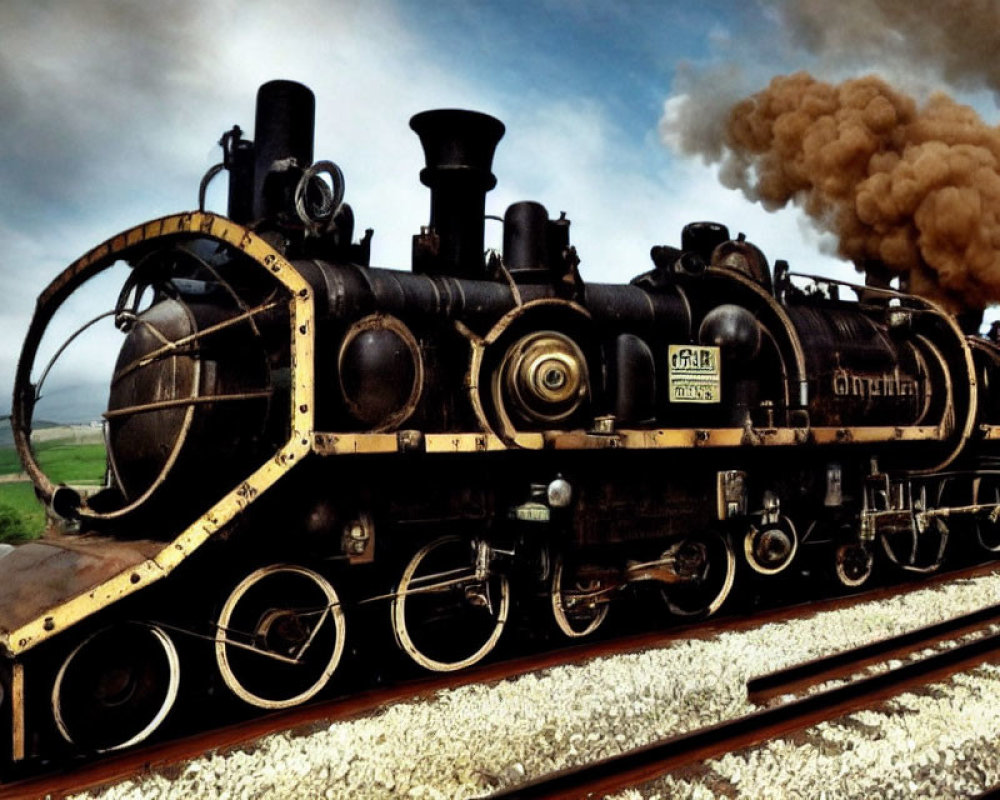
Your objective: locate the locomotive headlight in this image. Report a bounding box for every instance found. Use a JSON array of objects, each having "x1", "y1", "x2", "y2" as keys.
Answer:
[
  {"x1": 528, "y1": 352, "x2": 580, "y2": 404},
  {"x1": 502, "y1": 331, "x2": 589, "y2": 424},
  {"x1": 547, "y1": 477, "x2": 573, "y2": 508}
]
